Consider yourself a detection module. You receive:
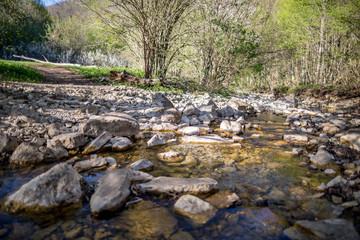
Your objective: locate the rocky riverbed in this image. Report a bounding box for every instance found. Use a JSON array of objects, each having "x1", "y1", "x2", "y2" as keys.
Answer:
[{"x1": 1, "y1": 81, "x2": 360, "y2": 239}]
